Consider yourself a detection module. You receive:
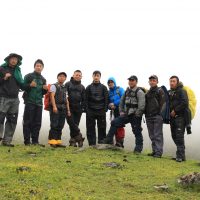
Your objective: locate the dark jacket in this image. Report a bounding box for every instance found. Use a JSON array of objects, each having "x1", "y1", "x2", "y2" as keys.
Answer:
[
  {"x1": 0, "y1": 65, "x2": 25, "y2": 98},
  {"x1": 85, "y1": 82, "x2": 108, "y2": 112},
  {"x1": 145, "y1": 86, "x2": 165, "y2": 117},
  {"x1": 169, "y1": 84, "x2": 188, "y2": 117},
  {"x1": 23, "y1": 72, "x2": 47, "y2": 106},
  {"x1": 65, "y1": 77, "x2": 86, "y2": 112}
]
